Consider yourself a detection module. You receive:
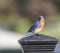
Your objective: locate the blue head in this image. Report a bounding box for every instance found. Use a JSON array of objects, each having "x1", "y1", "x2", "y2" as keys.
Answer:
[{"x1": 38, "y1": 16, "x2": 44, "y2": 20}]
